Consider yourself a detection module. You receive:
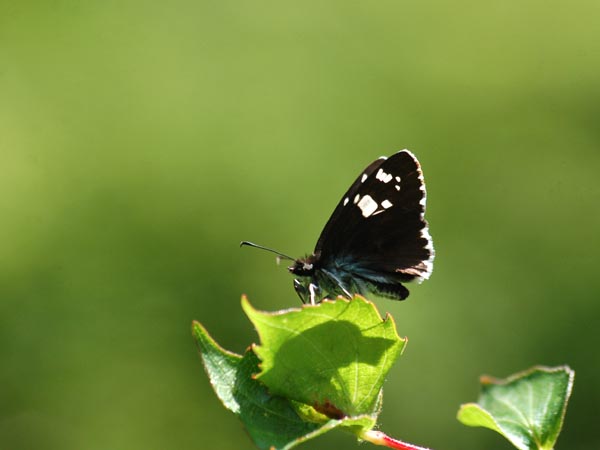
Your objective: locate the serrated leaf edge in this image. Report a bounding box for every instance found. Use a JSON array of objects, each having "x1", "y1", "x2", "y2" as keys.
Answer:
[
  {"x1": 241, "y1": 294, "x2": 400, "y2": 324},
  {"x1": 479, "y1": 365, "x2": 574, "y2": 388}
]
